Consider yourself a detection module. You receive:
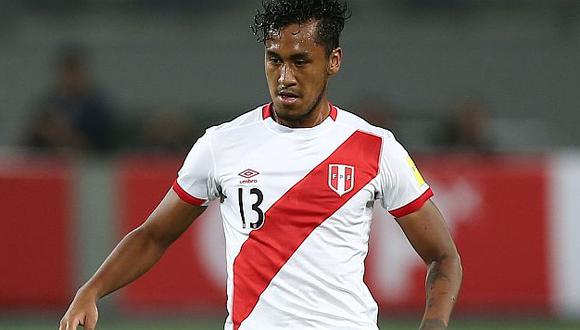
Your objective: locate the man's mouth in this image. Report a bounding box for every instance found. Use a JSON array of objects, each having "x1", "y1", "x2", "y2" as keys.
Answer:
[{"x1": 277, "y1": 91, "x2": 300, "y2": 104}]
